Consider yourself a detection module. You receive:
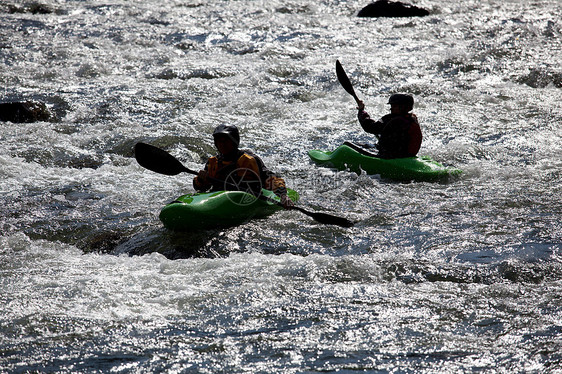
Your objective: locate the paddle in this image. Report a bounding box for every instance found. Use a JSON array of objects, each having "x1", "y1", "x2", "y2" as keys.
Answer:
[
  {"x1": 134, "y1": 142, "x2": 354, "y2": 227},
  {"x1": 336, "y1": 59, "x2": 362, "y2": 106},
  {"x1": 336, "y1": 60, "x2": 380, "y2": 143}
]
